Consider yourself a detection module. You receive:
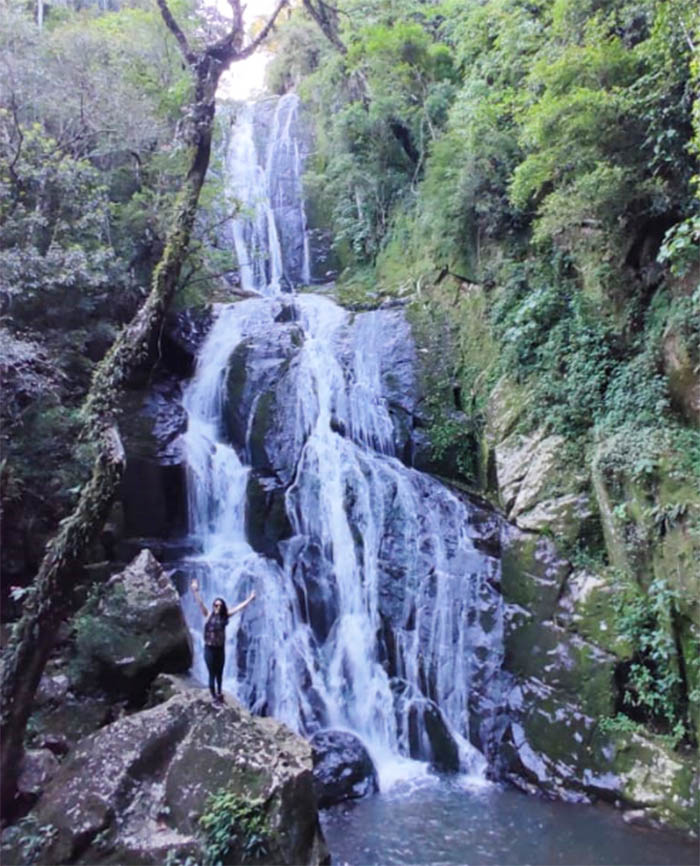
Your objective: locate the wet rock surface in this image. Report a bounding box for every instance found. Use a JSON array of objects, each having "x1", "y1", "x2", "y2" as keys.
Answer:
[
  {"x1": 16, "y1": 749, "x2": 60, "y2": 805},
  {"x1": 118, "y1": 381, "x2": 189, "y2": 541},
  {"x1": 310, "y1": 730, "x2": 379, "y2": 807},
  {"x1": 2, "y1": 677, "x2": 328, "y2": 866},
  {"x1": 391, "y1": 680, "x2": 460, "y2": 772},
  {"x1": 162, "y1": 307, "x2": 215, "y2": 377},
  {"x1": 223, "y1": 320, "x2": 306, "y2": 482}
]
